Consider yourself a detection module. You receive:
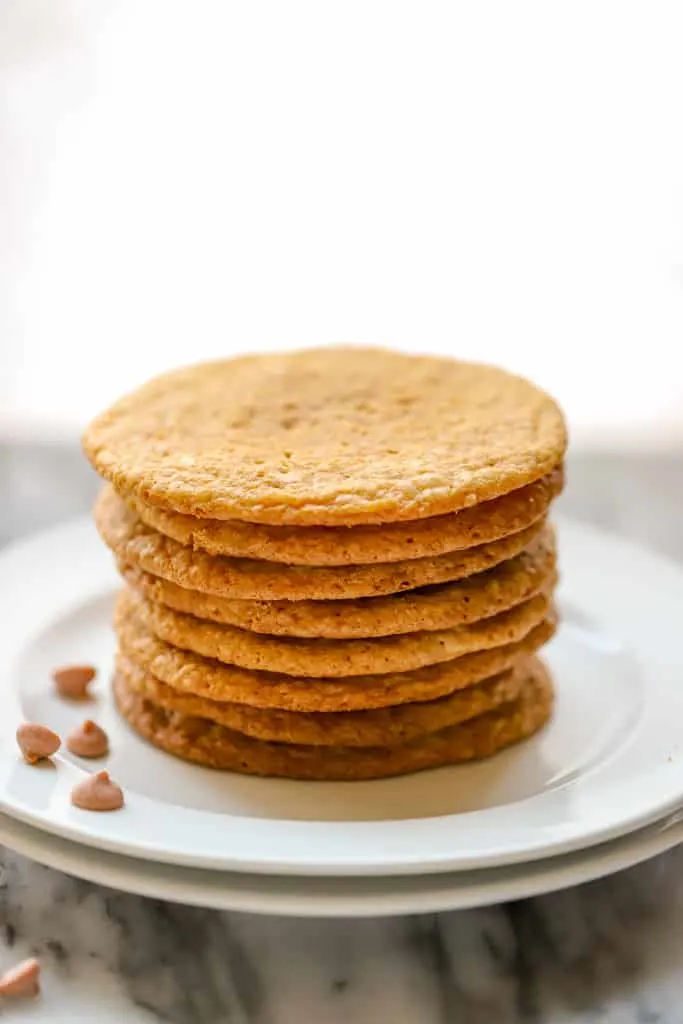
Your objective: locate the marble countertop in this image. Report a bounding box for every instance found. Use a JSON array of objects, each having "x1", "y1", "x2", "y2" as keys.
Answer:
[{"x1": 2, "y1": 442, "x2": 683, "y2": 1023}]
